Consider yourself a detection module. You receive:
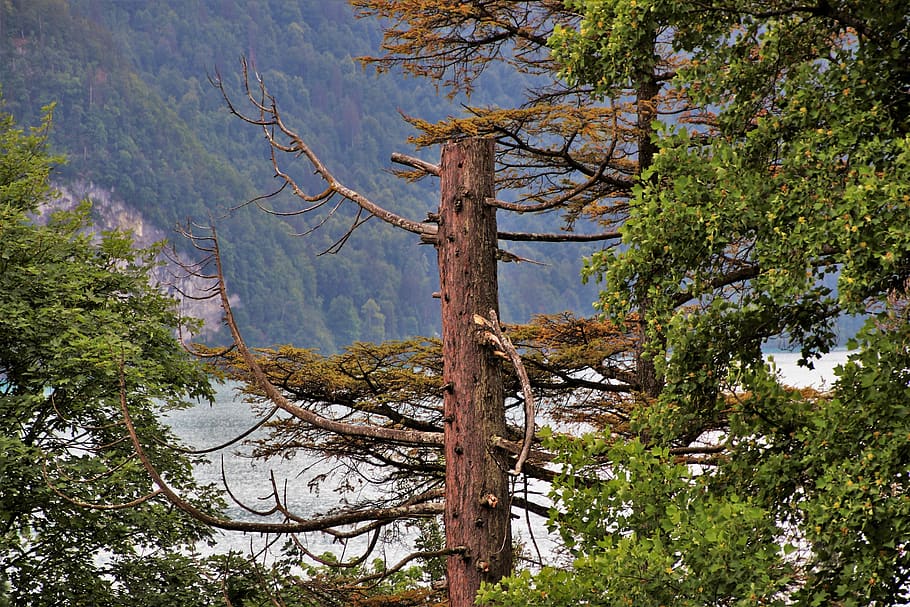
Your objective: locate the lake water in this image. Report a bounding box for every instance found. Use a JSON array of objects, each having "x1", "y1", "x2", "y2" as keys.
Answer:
[
  {"x1": 165, "y1": 350, "x2": 852, "y2": 563},
  {"x1": 765, "y1": 349, "x2": 850, "y2": 389}
]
